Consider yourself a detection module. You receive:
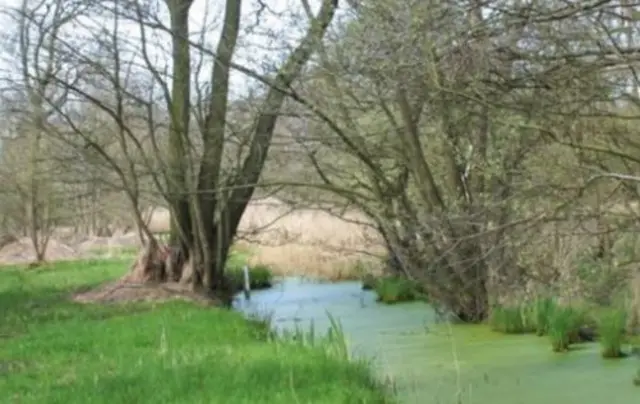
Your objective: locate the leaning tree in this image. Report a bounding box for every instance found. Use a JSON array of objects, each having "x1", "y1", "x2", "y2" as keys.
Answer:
[{"x1": 281, "y1": 0, "x2": 640, "y2": 321}]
